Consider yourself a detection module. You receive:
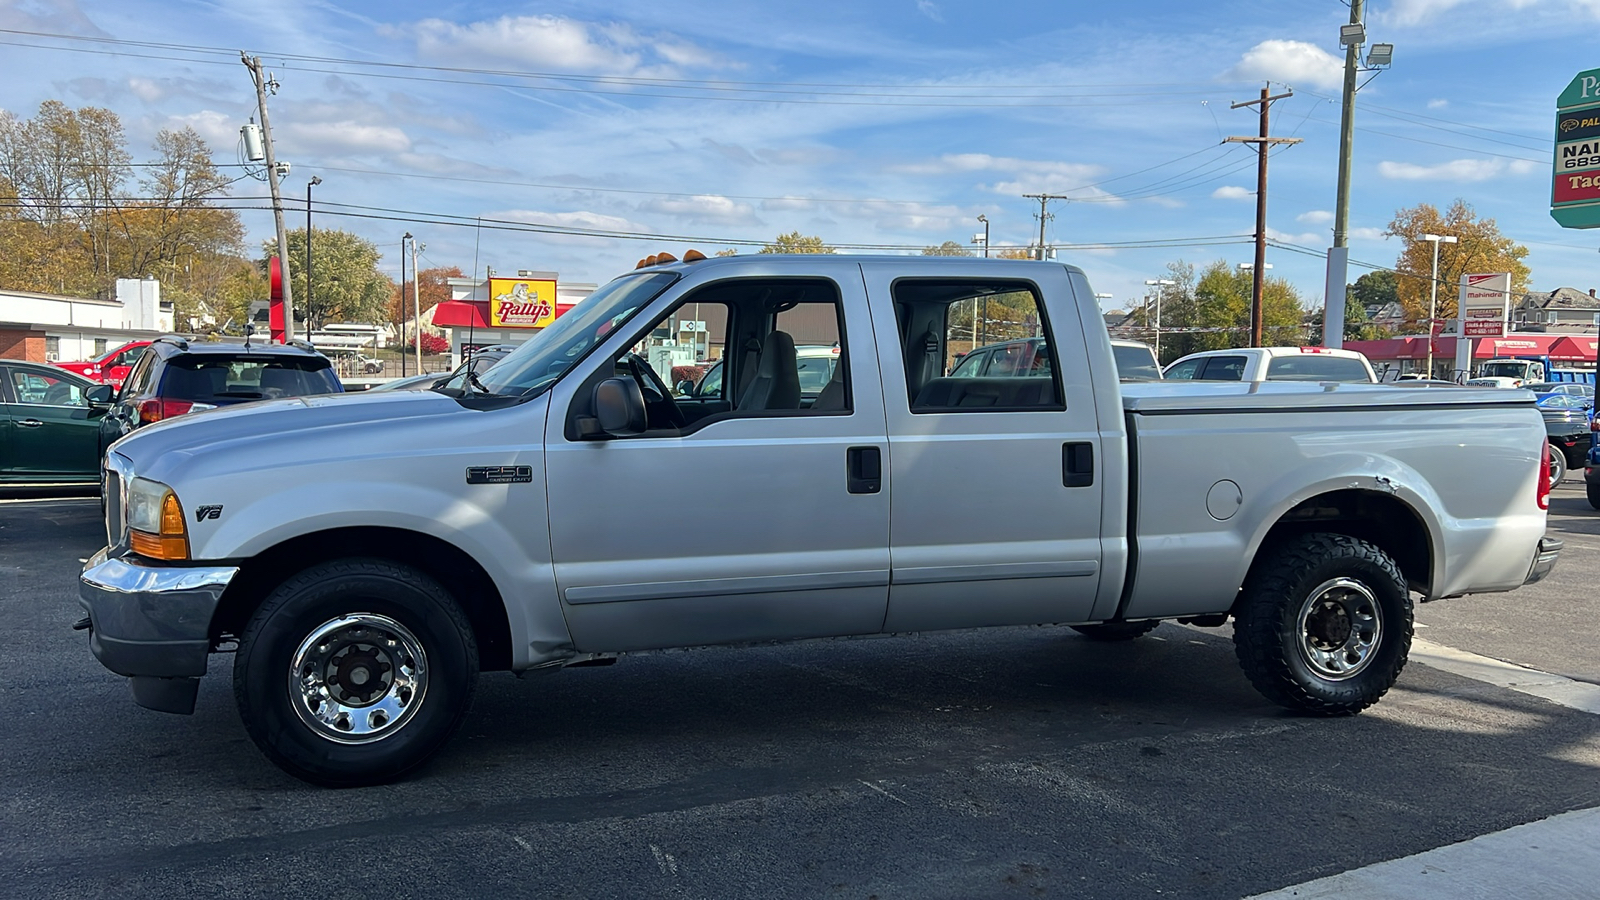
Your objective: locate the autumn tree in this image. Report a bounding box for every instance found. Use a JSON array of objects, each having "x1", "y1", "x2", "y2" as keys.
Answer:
[
  {"x1": 1386, "y1": 200, "x2": 1530, "y2": 323},
  {"x1": 388, "y1": 265, "x2": 463, "y2": 326},
  {"x1": 922, "y1": 240, "x2": 972, "y2": 256},
  {"x1": 265, "y1": 228, "x2": 394, "y2": 330},
  {"x1": 760, "y1": 231, "x2": 834, "y2": 254}
]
